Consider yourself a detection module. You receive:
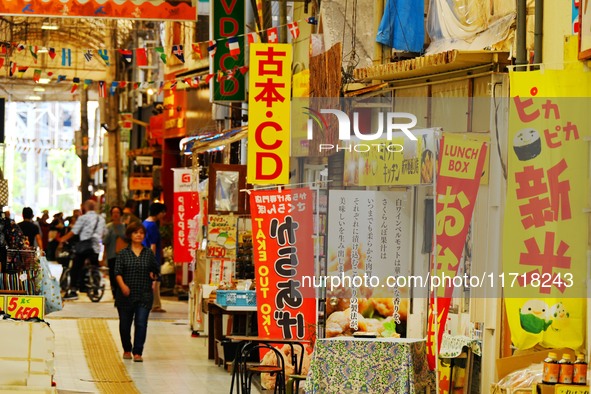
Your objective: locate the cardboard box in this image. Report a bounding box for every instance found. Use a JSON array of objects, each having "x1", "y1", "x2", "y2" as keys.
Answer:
[{"x1": 555, "y1": 384, "x2": 590, "y2": 394}]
